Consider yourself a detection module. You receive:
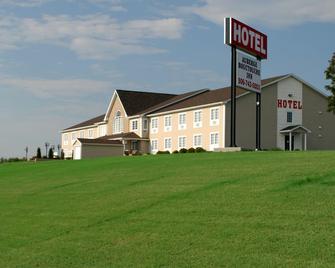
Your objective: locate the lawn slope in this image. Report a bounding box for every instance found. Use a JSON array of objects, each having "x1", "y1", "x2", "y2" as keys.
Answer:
[{"x1": 1, "y1": 151, "x2": 335, "y2": 267}]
